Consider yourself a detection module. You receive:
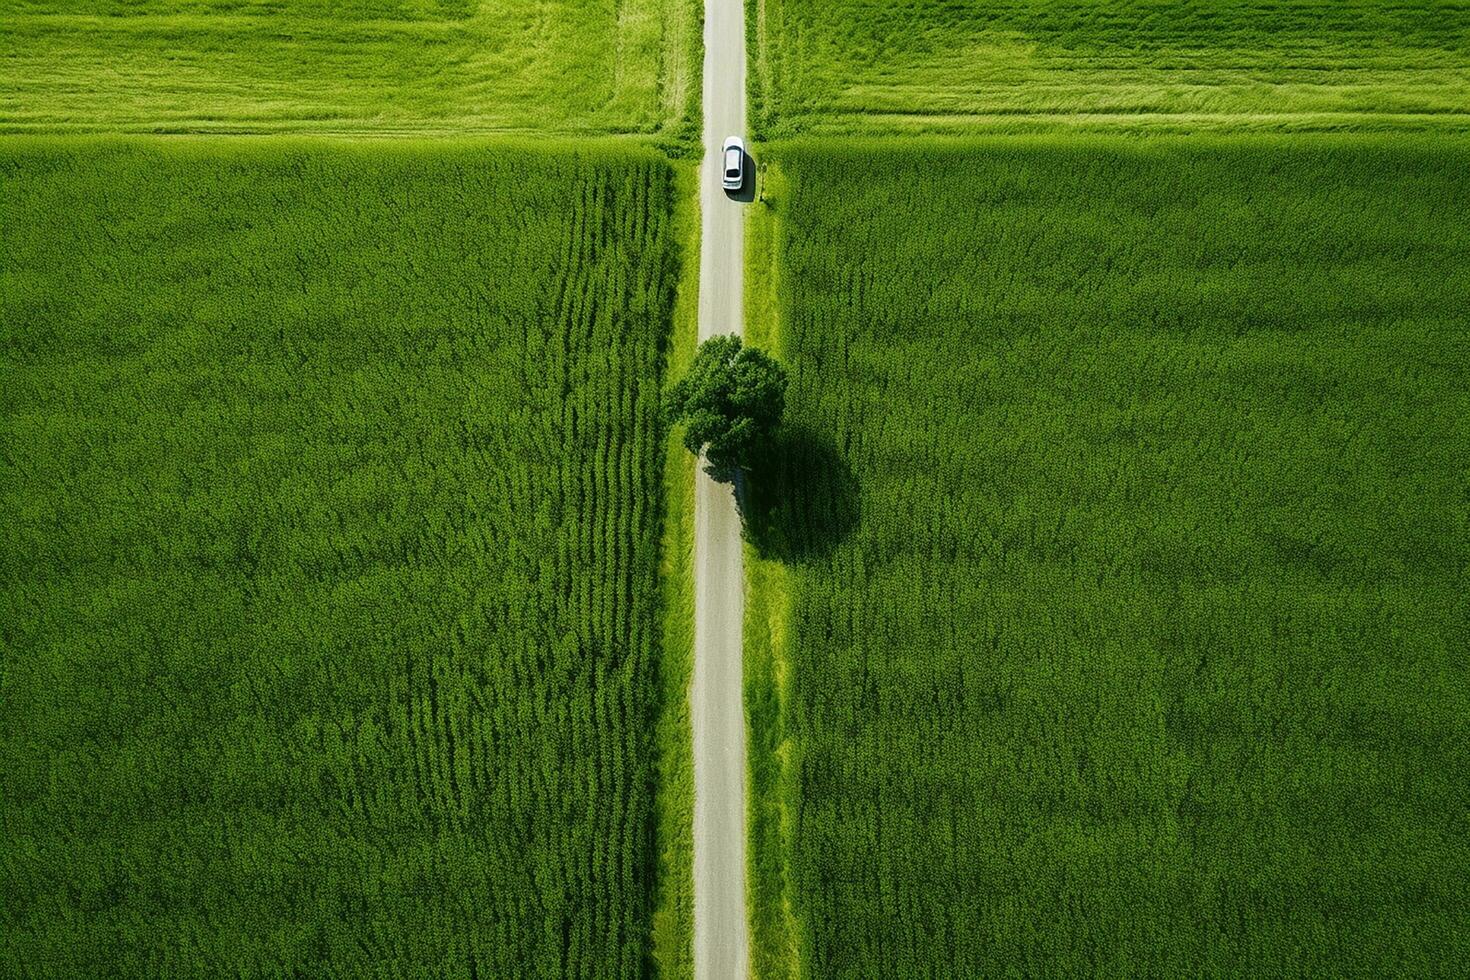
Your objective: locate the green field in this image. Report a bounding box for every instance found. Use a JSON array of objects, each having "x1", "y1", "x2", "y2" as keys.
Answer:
[
  {"x1": 0, "y1": 0, "x2": 698, "y2": 139},
  {"x1": 745, "y1": 136, "x2": 1470, "y2": 976},
  {"x1": 651, "y1": 162, "x2": 701, "y2": 980},
  {"x1": 748, "y1": 0, "x2": 1470, "y2": 137},
  {"x1": 0, "y1": 139, "x2": 687, "y2": 975}
]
